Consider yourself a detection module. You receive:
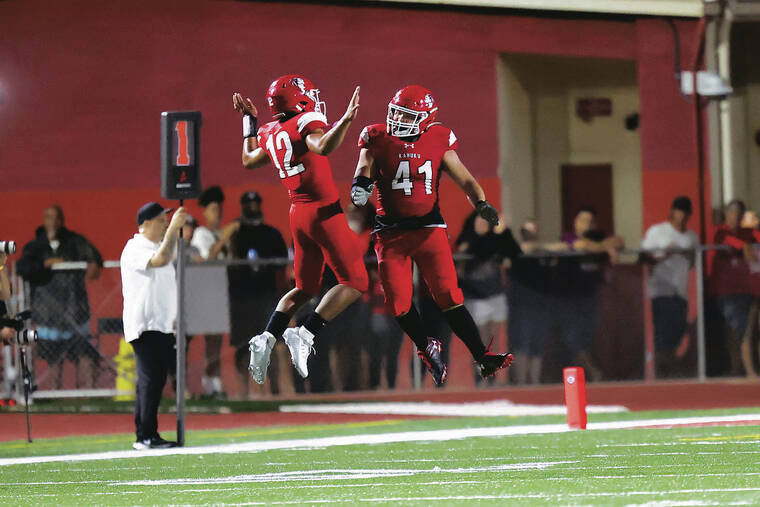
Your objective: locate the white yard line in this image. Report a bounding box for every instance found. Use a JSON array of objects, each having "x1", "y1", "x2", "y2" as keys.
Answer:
[
  {"x1": 1, "y1": 413, "x2": 759, "y2": 467},
  {"x1": 279, "y1": 400, "x2": 628, "y2": 417}
]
